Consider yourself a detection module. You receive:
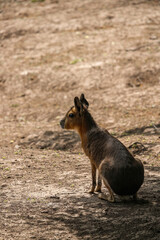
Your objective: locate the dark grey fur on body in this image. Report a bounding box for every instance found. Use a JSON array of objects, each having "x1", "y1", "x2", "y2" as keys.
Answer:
[{"x1": 85, "y1": 127, "x2": 144, "y2": 196}]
